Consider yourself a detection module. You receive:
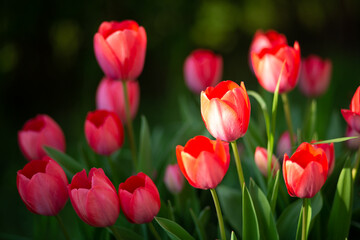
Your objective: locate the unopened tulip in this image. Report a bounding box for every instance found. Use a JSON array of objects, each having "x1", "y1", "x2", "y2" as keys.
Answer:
[
  {"x1": 254, "y1": 147, "x2": 280, "y2": 177},
  {"x1": 341, "y1": 86, "x2": 360, "y2": 132},
  {"x1": 249, "y1": 30, "x2": 288, "y2": 70},
  {"x1": 251, "y1": 40, "x2": 301, "y2": 94},
  {"x1": 94, "y1": 20, "x2": 147, "y2": 81},
  {"x1": 68, "y1": 168, "x2": 120, "y2": 227},
  {"x1": 345, "y1": 126, "x2": 360, "y2": 150},
  {"x1": 283, "y1": 142, "x2": 328, "y2": 198},
  {"x1": 18, "y1": 114, "x2": 66, "y2": 161},
  {"x1": 84, "y1": 110, "x2": 124, "y2": 155},
  {"x1": 17, "y1": 157, "x2": 68, "y2": 215},
  {"x1": 298, "y1": 55, "x2": 332, "y2": 98},
  {"x1": 276, "y1": 131, "x2": 294, "y2": 158},
  {"x1": 119, "y1": 172, "x2": 160, "y2": 224},
  {"x1": 311, "y1": 141, "x2": 335, "y2": 176},
  {"x1": 164, "y1": 164, "x2": 184, "y2": 194},
  {"x1": 96, "y1": 77, "x2": 140, "y2": 124},
  {"x1": 184, "y1": 49, "x2": 223, "y2": 94},
  {"x1": 176, "y1": 136, "x2": 230, "y2": 189},
  {"x1": 201, "y1": 80, "x2": 251, "y2": 142}
]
